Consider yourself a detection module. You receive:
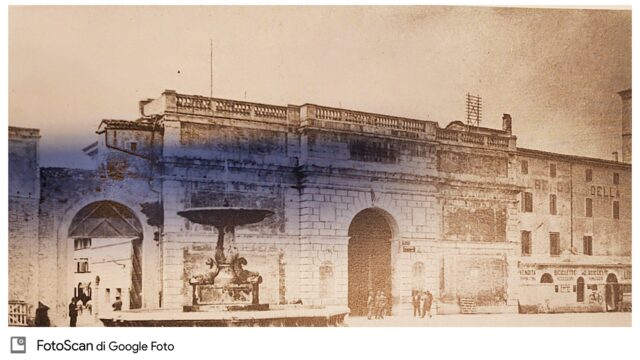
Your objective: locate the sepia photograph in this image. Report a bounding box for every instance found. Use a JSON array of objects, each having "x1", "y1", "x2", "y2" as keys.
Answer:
[{"x1": 7, "y1": 5, "x2": 631, "y2": 328}]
